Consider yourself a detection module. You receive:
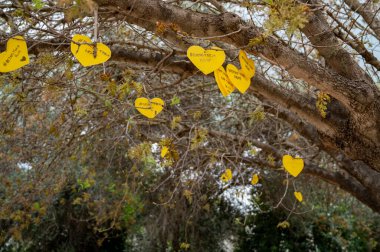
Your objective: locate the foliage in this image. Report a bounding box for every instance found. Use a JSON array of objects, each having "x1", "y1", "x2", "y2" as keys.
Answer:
[
  {"x1": 235, "y1": 181, "x2": 380, "y2": 252},
  {"x1": 316, "y1": 92, "x2": 331, "y2": 118}
]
